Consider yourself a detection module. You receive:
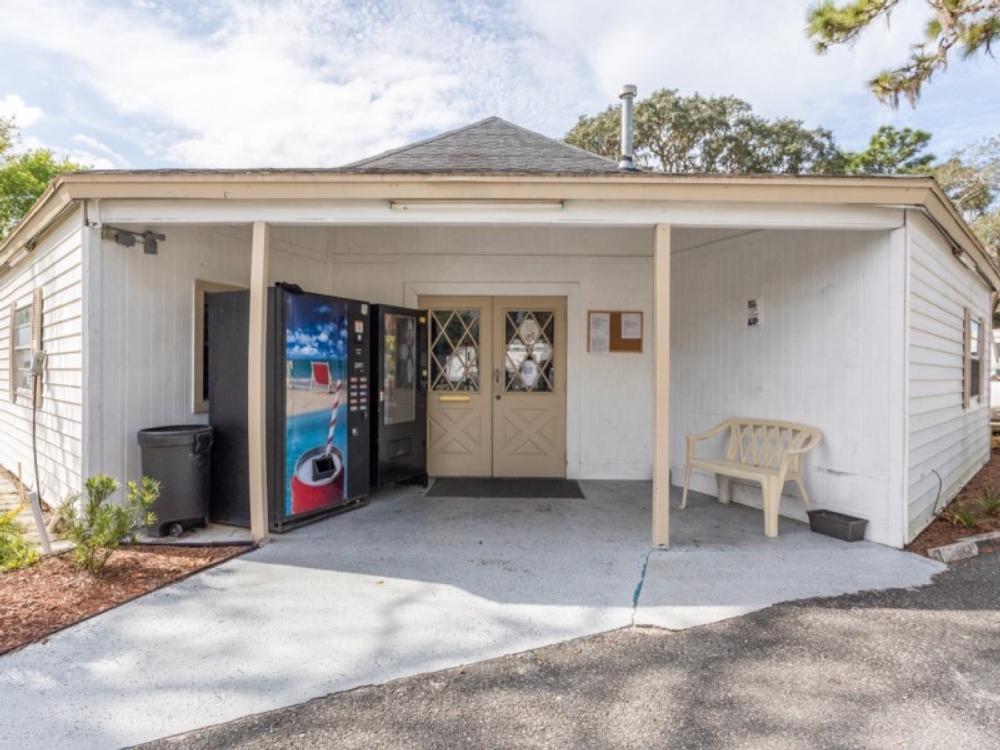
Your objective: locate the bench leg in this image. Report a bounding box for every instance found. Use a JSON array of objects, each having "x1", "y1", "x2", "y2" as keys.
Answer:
[
  {"x1": 716, "y1": 475, "x2": 732, "y2": 505},
  {"x1": 793, "y1": 476, "x2": 812, "y2": 511},
  {"x1": 680, "y1": 463, "x2": 693, "y2": 509},
  {"x1": 762, "y1": 478, "x2": 780, "y2": 538}
]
